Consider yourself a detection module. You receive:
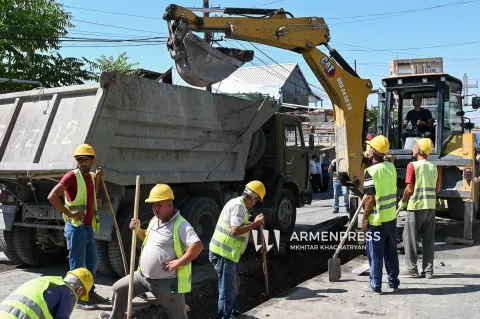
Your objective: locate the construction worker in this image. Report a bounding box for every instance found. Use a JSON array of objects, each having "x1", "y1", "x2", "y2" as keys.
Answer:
[
  {"x1": 209, "y1": 181, "x2": 266, "y2": 319},
  {"x1": 329, "y1": 158, "x2": 349, "y2": 213},
  {"x1": 47, "y1": 144, "x2": 109, "y2": 308},
  {"x1": 398, "y1": 138, "x2": 440, "y2": 279},
  {"x1": 362, "y1": 135, "x2": 400, "y2": 293},
  {"x1": 98, "y1": 184, "x2": 203, "y2": 319},
  {"x1": 0, "y1": 267, "x2": 93, "y2": 318}
]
